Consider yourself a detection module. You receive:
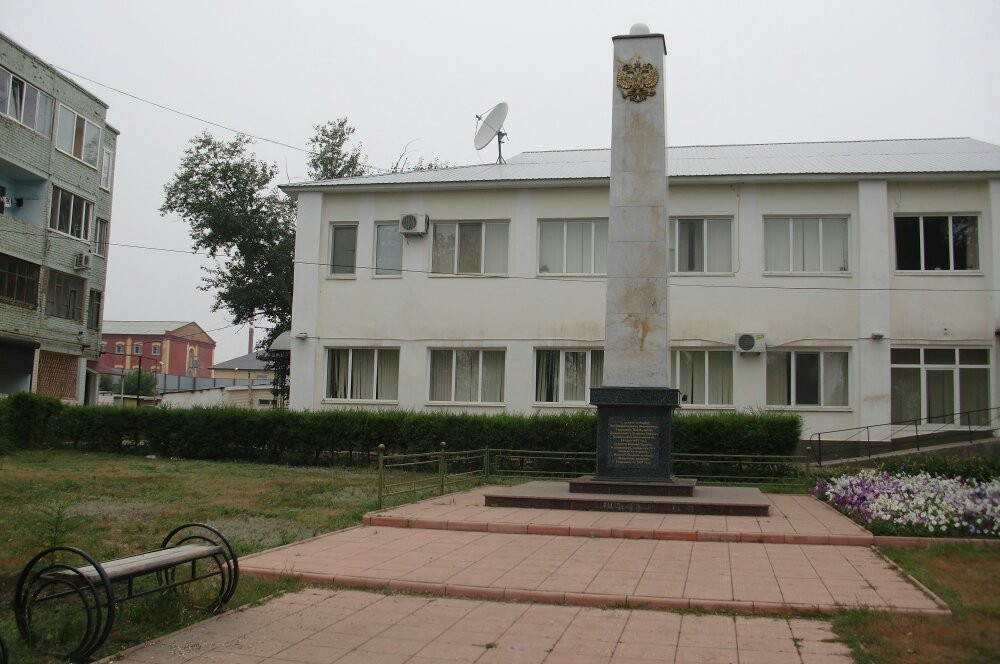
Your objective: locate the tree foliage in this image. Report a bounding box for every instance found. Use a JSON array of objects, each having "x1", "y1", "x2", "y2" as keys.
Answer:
[
  {"x1": 122, "y1": 369, "x2": 157, "y2": 397},
  {"x1": 160, "y1": 133, "x2": 296, "y2": 346},
  {"x1": 307, "y1": 118, "x2": 368, "y2": 180}
]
